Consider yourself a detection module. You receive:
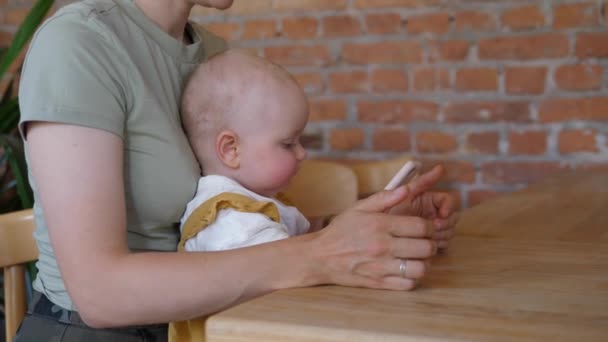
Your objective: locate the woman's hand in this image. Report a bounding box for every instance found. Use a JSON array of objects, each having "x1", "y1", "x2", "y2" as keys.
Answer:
[
  {"x1": 310, "y1": 186, "x2": 437, "y2": 291},
  {"x1": 389, "y1": 165, "x2": 460, "y2": 250}
]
